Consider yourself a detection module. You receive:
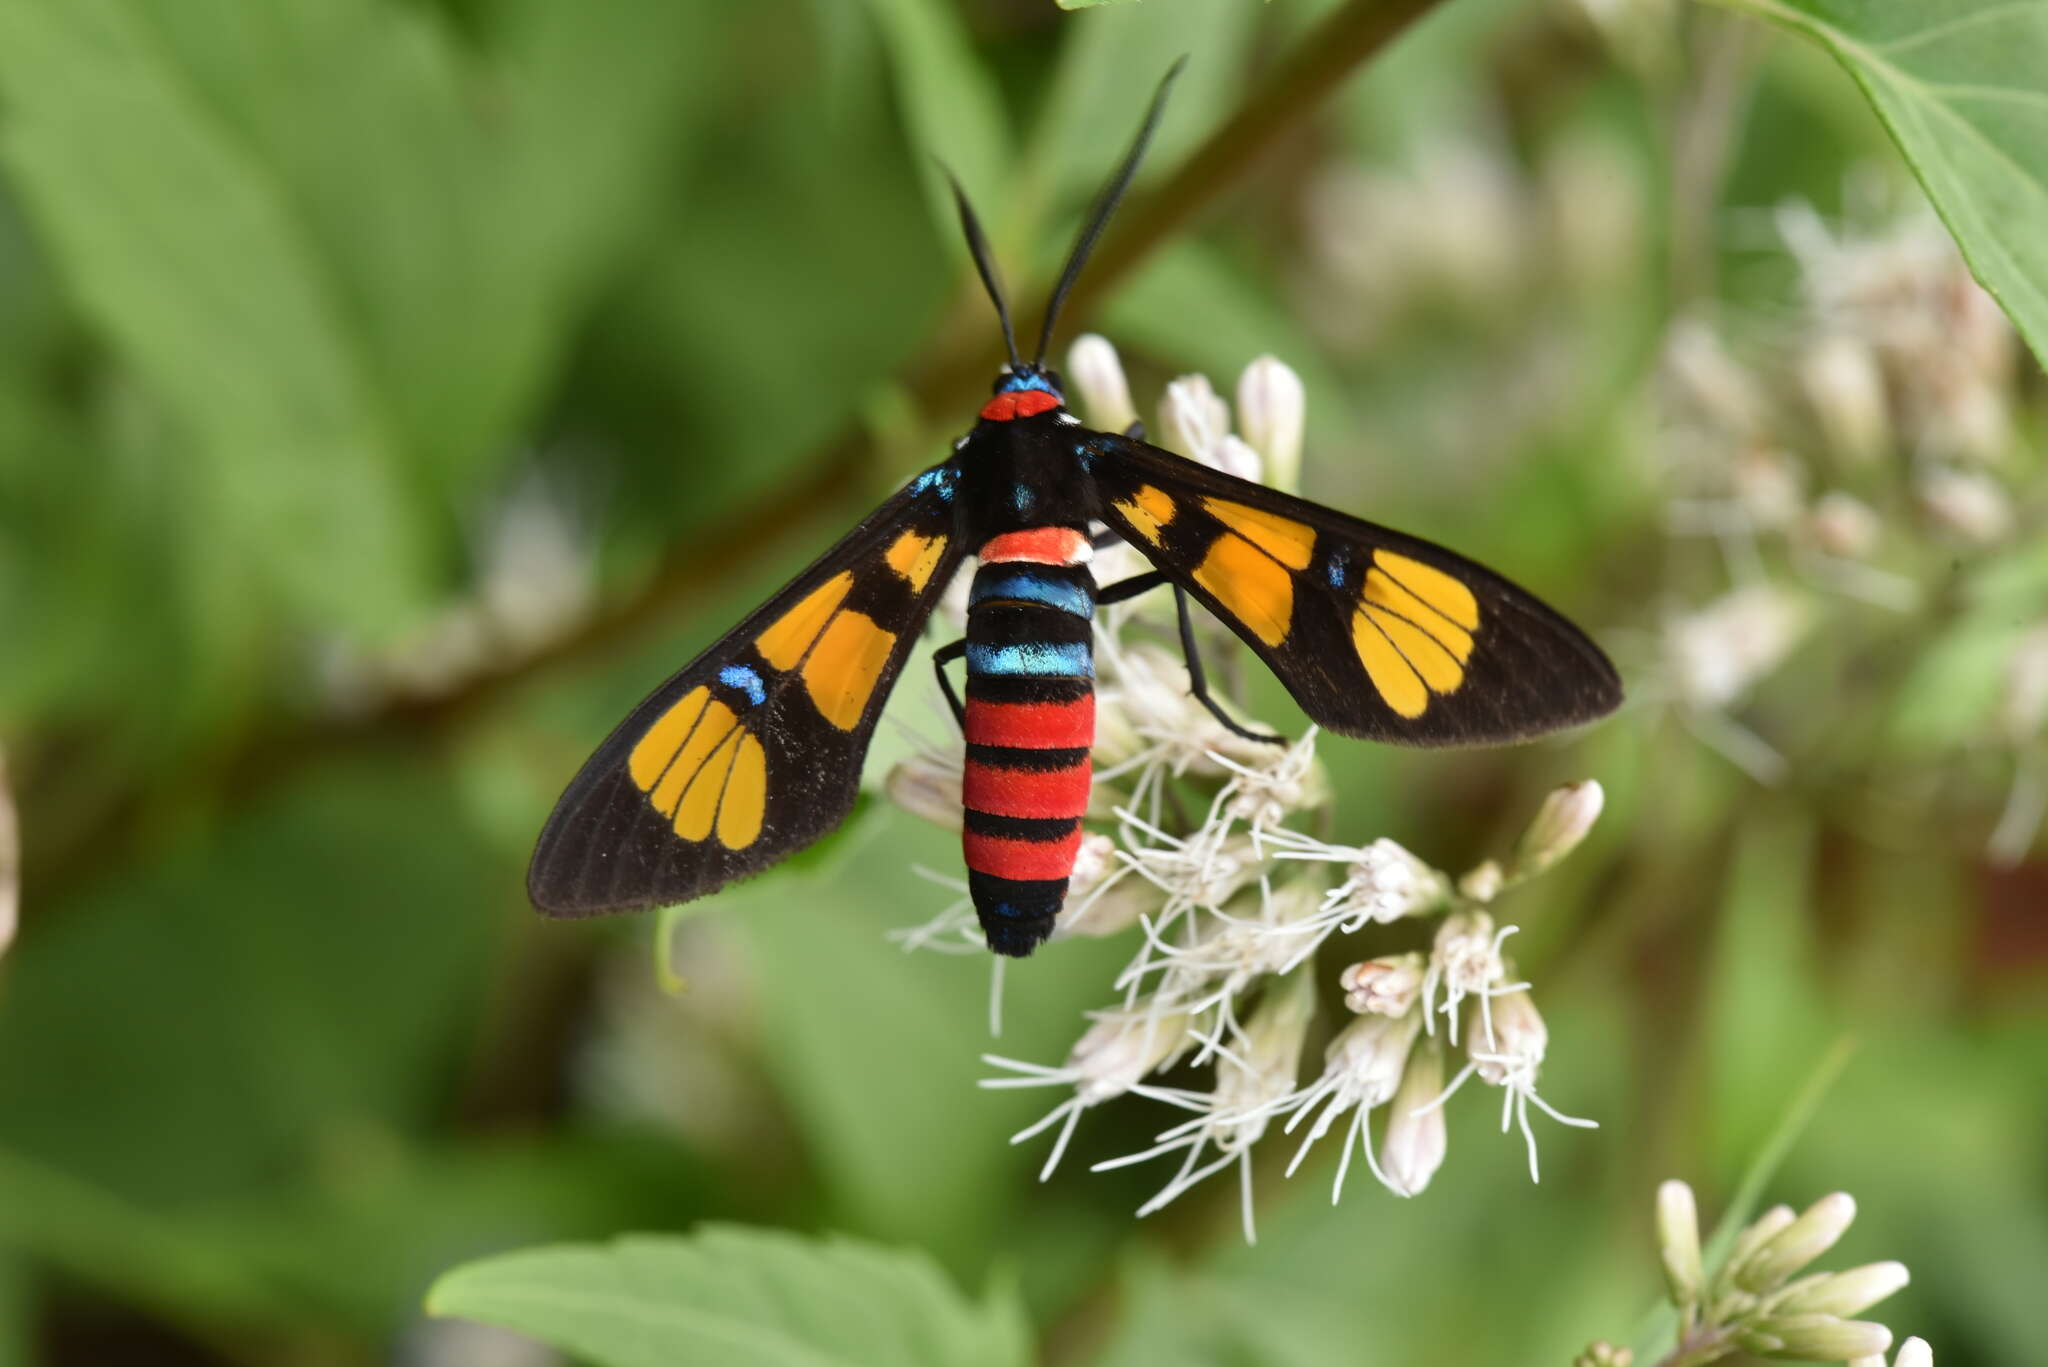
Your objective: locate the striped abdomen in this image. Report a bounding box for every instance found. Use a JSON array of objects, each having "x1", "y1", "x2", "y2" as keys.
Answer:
[{"x1": 962, "y1": 527, "x2": 1097, "y2": 957}]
